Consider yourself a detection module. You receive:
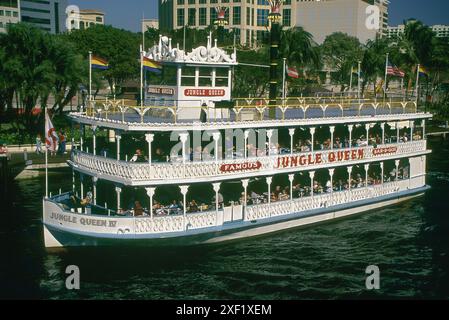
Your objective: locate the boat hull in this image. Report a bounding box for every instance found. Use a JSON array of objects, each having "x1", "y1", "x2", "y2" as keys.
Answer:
[{"x1": 43, "y1": 186, "x2": 429, "y2": 248}]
